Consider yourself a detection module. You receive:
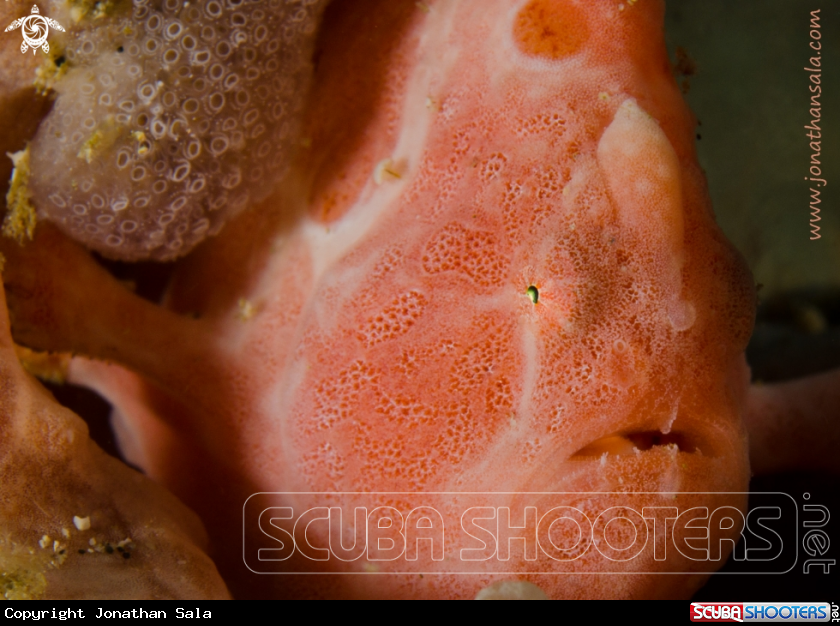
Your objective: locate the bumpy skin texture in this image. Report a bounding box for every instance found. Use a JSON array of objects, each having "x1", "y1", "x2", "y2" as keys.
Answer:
[
  {"x1": 26, "y1": 0, "x2": 326, "y2": 260},
  {"x1": 0, "y1": 280, "x2": 230, "y2": 599},
  {"x1": 1, "y1": 0, "x2": 760, "y2": 599}
]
